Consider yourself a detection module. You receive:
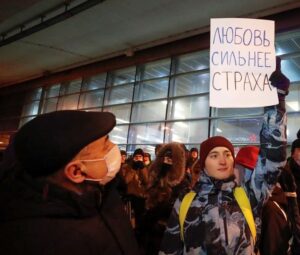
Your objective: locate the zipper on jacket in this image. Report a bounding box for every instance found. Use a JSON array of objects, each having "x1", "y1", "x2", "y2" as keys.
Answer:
[{"x1": 223, "y1": 216, "x2": 229, "y2": 245}]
